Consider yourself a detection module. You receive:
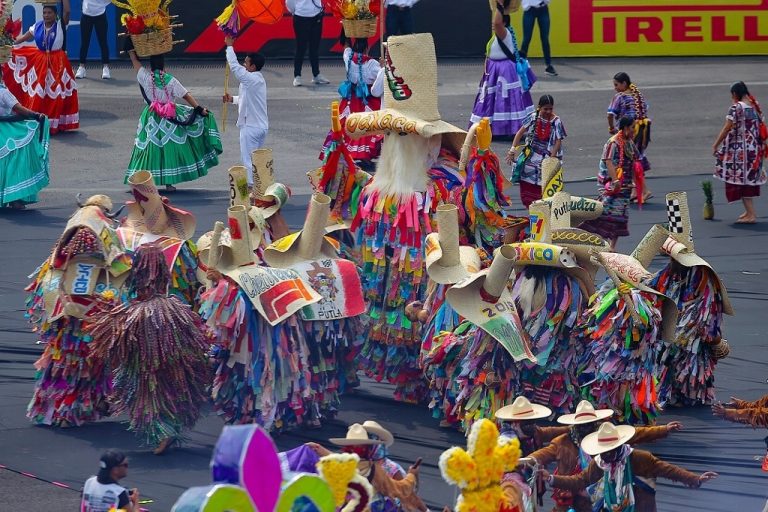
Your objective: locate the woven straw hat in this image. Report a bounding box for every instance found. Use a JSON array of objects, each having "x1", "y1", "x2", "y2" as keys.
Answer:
[
  {"x1": 124, "y1": 171, "x2": 196, "y2": 240},
  {"x1": 344, "y1": 33, "x2": 466, "y2": 154},
  {"x1": 581, "y1": 422, "x2": 636, "y2": 456},
  {"x1": 228, "y1": 166, "x2": 266, "y2": 244},
  {"x1": 557, "y1": 400, "x2": 614, "y2": 425},
  {"x1": 361, "y1": 421, "x2": 394, "y2": 447},
  {"x1": 631, "y1": 224, "x2": 668, "y2": 268},
  {"x1": 446, "y1": 245, "x2": 537, "y2": 363},
  {"x1": 426, "y1": 204, "x2": 482, "y2": 284},
  {"x1": 661, "y1": 192, "x2": 733, "y2": 315},
  {"x1": 540, "y1": 157, "x2": 564, "y2": 199},
  {"x1": 251, "y1": 148, "x2": 274, "y2": 197},
  {"x1": 495, "y1": 396, "x2": 551, "y2": 421},
  {"x1": 262, "y1": 194, "x2": 340, "y2": 268},
  {"x1": 330, "y1": 424, "x2": 385, "y2": 447}
]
